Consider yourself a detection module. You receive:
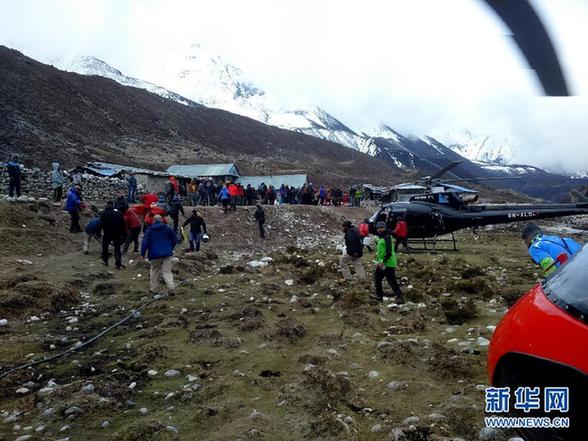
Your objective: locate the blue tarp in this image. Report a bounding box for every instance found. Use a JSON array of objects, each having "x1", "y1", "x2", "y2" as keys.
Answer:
[{"x1": 84, "y1": 162, "x2": 165, "y2": 177}]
